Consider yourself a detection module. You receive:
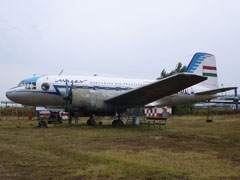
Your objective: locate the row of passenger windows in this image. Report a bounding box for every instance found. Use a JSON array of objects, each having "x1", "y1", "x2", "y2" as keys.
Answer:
[
  {"x1": 89, "y1": 81, "x2": 144, "y2": 87},
  {"x1": 82, "y1": 86, "x2": 131, "y2": 91},
  {"x1": 56, "y1": 79, "x2": 145, "y2": 87},
  {"x1": 17, "y1": 81, "x2": 144, "y2": 91},
  {"x1": 18, "y1": 82, "x2": 36, "y2": 89}
]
